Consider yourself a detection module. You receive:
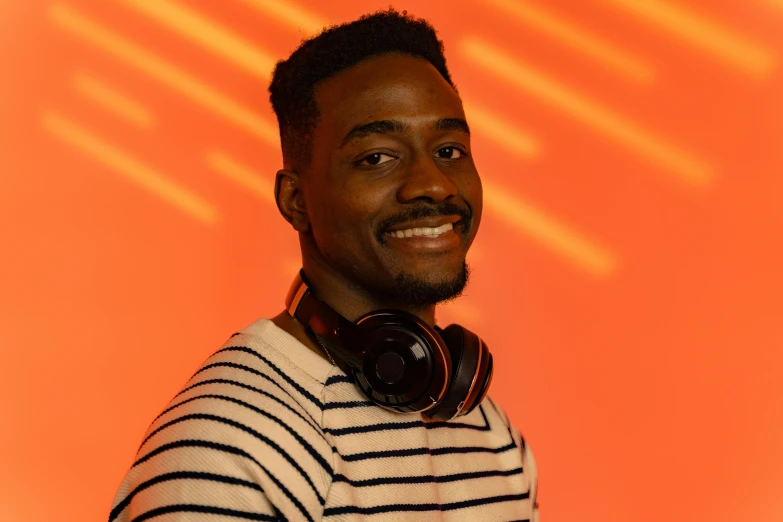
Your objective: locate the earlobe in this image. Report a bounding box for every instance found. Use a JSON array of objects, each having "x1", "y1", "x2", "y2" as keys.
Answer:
[{"x1": 275, "y1": 169, "x2": 310, "y2": 232}]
